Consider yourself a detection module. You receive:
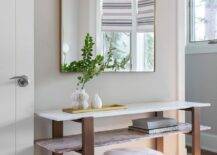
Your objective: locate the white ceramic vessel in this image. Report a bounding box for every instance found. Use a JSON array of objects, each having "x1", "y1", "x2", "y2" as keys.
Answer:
[
  {"x1": 71, "y1": 89, "x2": 89, "y2": 110},
  {"x1": 92, "y1": 94, "x2": 103, "y2": 109},
  {"x1": 79, "y1": 89, "x2": 89, "y2": 109},
  {"x1": 70, "y1": 89, "x2": 80, "y2": 110}
]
